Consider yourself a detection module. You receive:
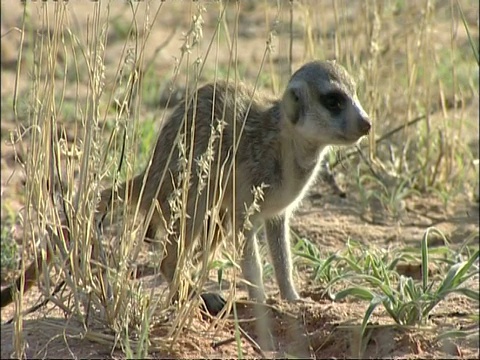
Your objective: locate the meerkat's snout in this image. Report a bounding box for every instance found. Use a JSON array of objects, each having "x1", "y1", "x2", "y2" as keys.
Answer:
[
  {"x1": 335, "y1": 99, "x2": 372, "y2": 145},
  {"x1": 353, "y1": 103, "x2": 372, "y2": 137},
  {"x1": 358, "y1": 116, "x2": 372, "y2": 135}
]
